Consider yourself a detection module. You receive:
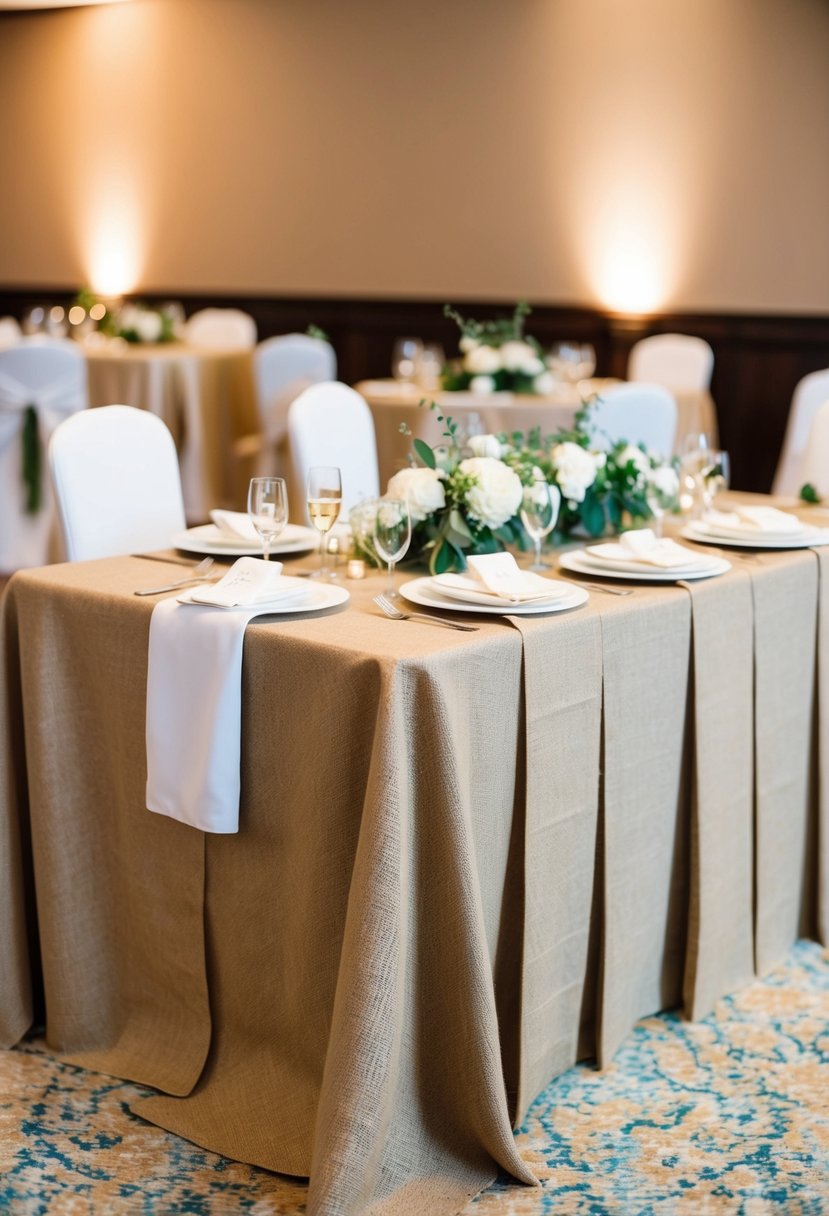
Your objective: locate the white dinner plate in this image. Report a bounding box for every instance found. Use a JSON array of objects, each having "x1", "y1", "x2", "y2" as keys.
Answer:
[
  {"x1": 558, "y1": 551, "x2": 731, "y2": 582},
  {"x1": 399, "y1": 576, "x2": 589, "y2": 615},
  {"x1": 172, "y1": 523, "x2": 319, "y2": 557},
  {"x1": 582, "y1": 542, "x2": 721, "y2": 576},
  {"x1": 176, "y1": 580, "x2": 349, "y2": 613},
  {"x1": 681, "y1": 522, "x2": 829, "y2": 550},
  {"x1": 431, "y1": 574, "x2": 575, "y2": 608}
]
